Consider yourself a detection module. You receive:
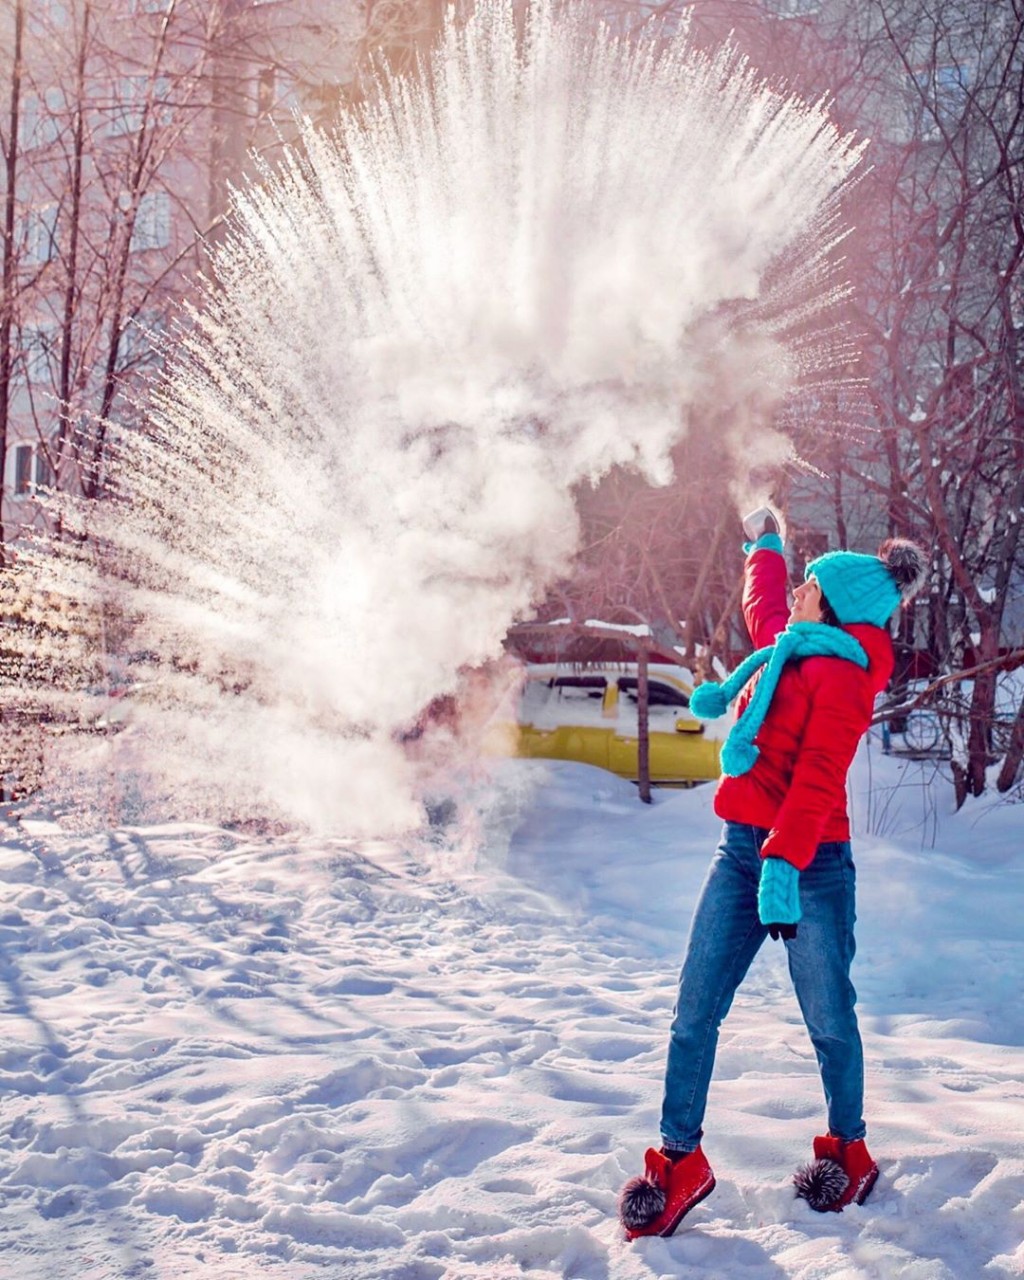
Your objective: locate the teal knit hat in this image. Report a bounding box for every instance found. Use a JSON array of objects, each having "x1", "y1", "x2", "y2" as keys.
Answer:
[
  {"x1": 805, "y1": 551, "x2": 901, "y2": 628},
  {"x1": 689, "y1": 538, "x2": 928, "y2": 778}
]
